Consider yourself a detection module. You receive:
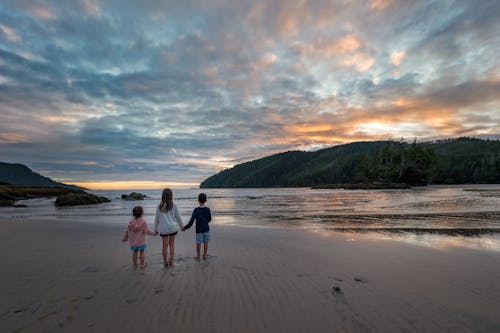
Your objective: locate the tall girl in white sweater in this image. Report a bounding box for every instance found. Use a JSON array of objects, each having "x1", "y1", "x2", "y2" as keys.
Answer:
[{"x1": 154, "y1": 188, "x2": 184, "y2": 266}]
